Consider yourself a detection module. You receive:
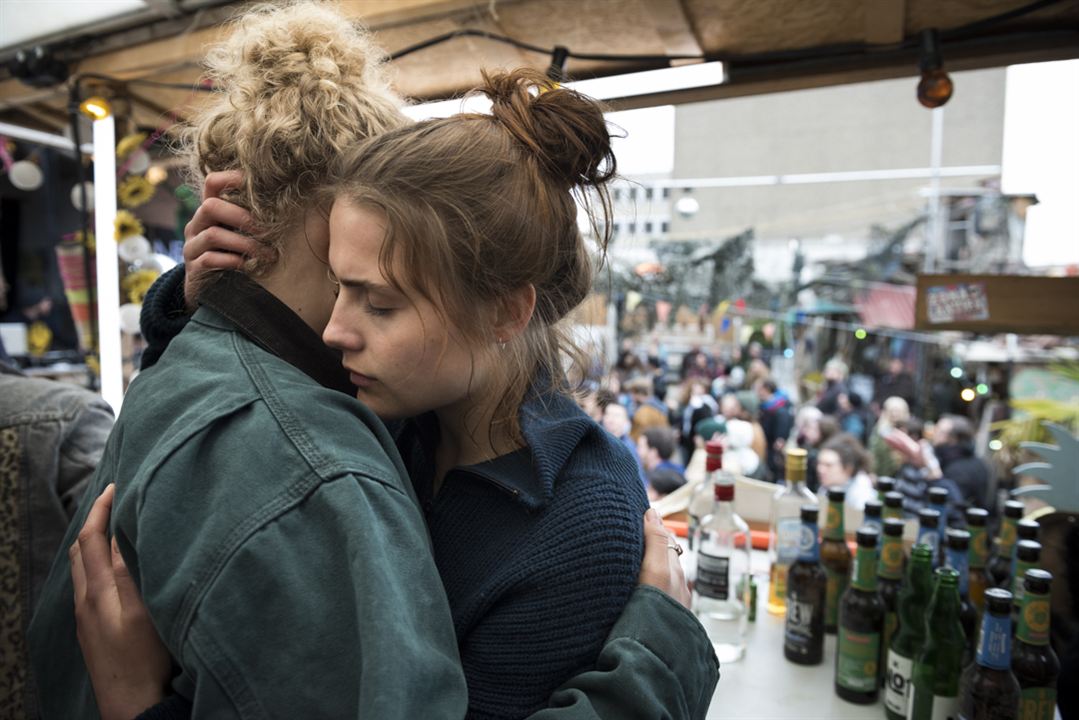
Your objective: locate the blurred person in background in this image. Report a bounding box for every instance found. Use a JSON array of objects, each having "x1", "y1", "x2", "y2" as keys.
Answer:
[
  {"x1": 869, "y1": 395, "x2": 910, "y2": 479},
  {"x1": 873, "y1": 357, "x2": 916, "y2": 414},
  {"x1": 816, "y1": 433, "x2": 876, "y2": 510},
  {"x1": 625, "y1": 376, "x2": 670, "y2": 441},
  {"x1": 932, "y1": 415, "x2": 991, "y2": 511},
  {"x1": 794, "y1": 406, "x2": 839, "y2": 493},
  {"x1": 678, "y1": 378, "x2": 718, "y2": 465},
  {"x1": 816, "y1": 358, "x2": 850, "y2": 416},
  {"x1": 757, "y1": 379, "x2": 793, "y2": 481}
]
